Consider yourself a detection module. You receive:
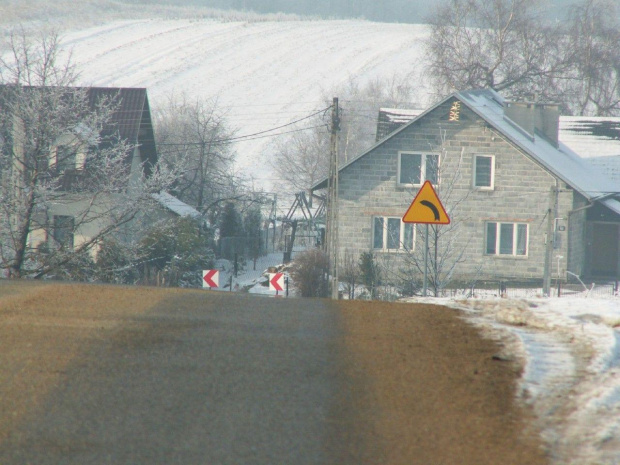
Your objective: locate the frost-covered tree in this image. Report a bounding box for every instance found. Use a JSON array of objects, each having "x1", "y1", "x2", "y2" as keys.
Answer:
[
  {"x1": 425, "y1": 0, "x2": 565, "y2": 101},
  {"x1": 140, "y1": 216, "x2": 214, "y2": 287},
  {"x1": 219, "y1": 202, "x2": 243, "y2": 238},
  {"x1": 0, "y1": 29, "x2": 177, "y2": 278},
  {"x1": 155, "y1": 94, "x2": 241, "y2": 214},
  {"x1": 217, "y1": 201, "x2": 244, "y2": 261},
  {"x1": 562, "y1": 0, "x2": 620, "y2": 116},
  {"x1": 333, "y1": 74, "x2": 420, "y2": 162},
  {"x1": 268, "y1": 118, "x2": 330, "y2": 193}
]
